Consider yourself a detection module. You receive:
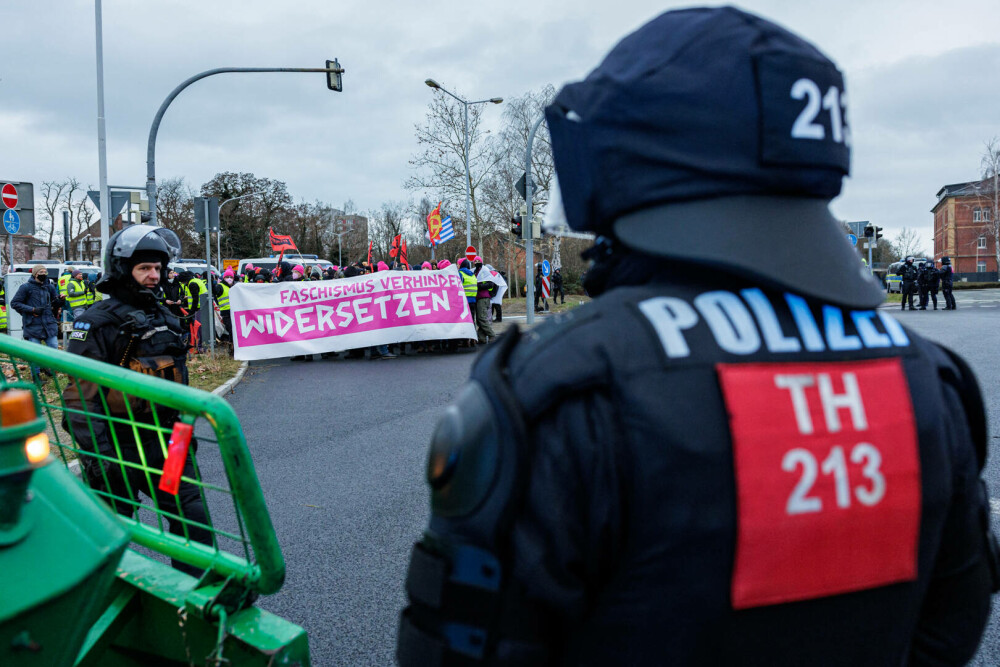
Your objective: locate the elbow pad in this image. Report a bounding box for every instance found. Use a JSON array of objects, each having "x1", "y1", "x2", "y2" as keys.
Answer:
[{"x1": 398, "y1": 329, "x2": 548, "y2": 666}]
